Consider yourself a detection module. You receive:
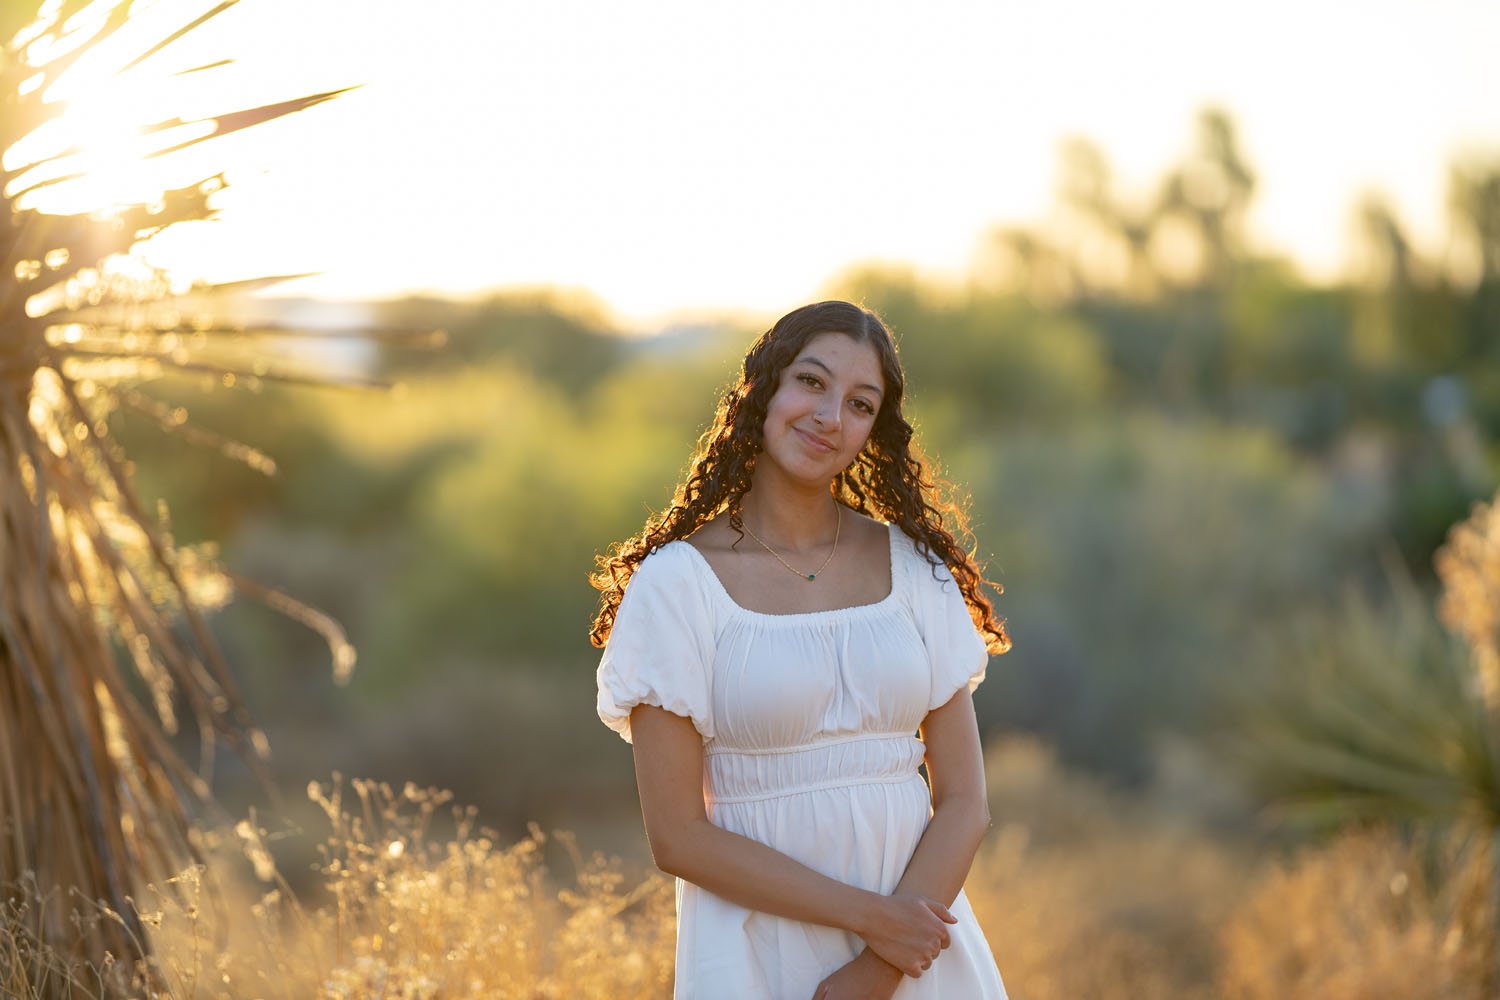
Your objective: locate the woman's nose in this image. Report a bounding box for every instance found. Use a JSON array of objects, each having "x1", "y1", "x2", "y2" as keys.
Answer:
[{"x1": 814, "y1": 397, "x2": 841, "y2": 428}]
